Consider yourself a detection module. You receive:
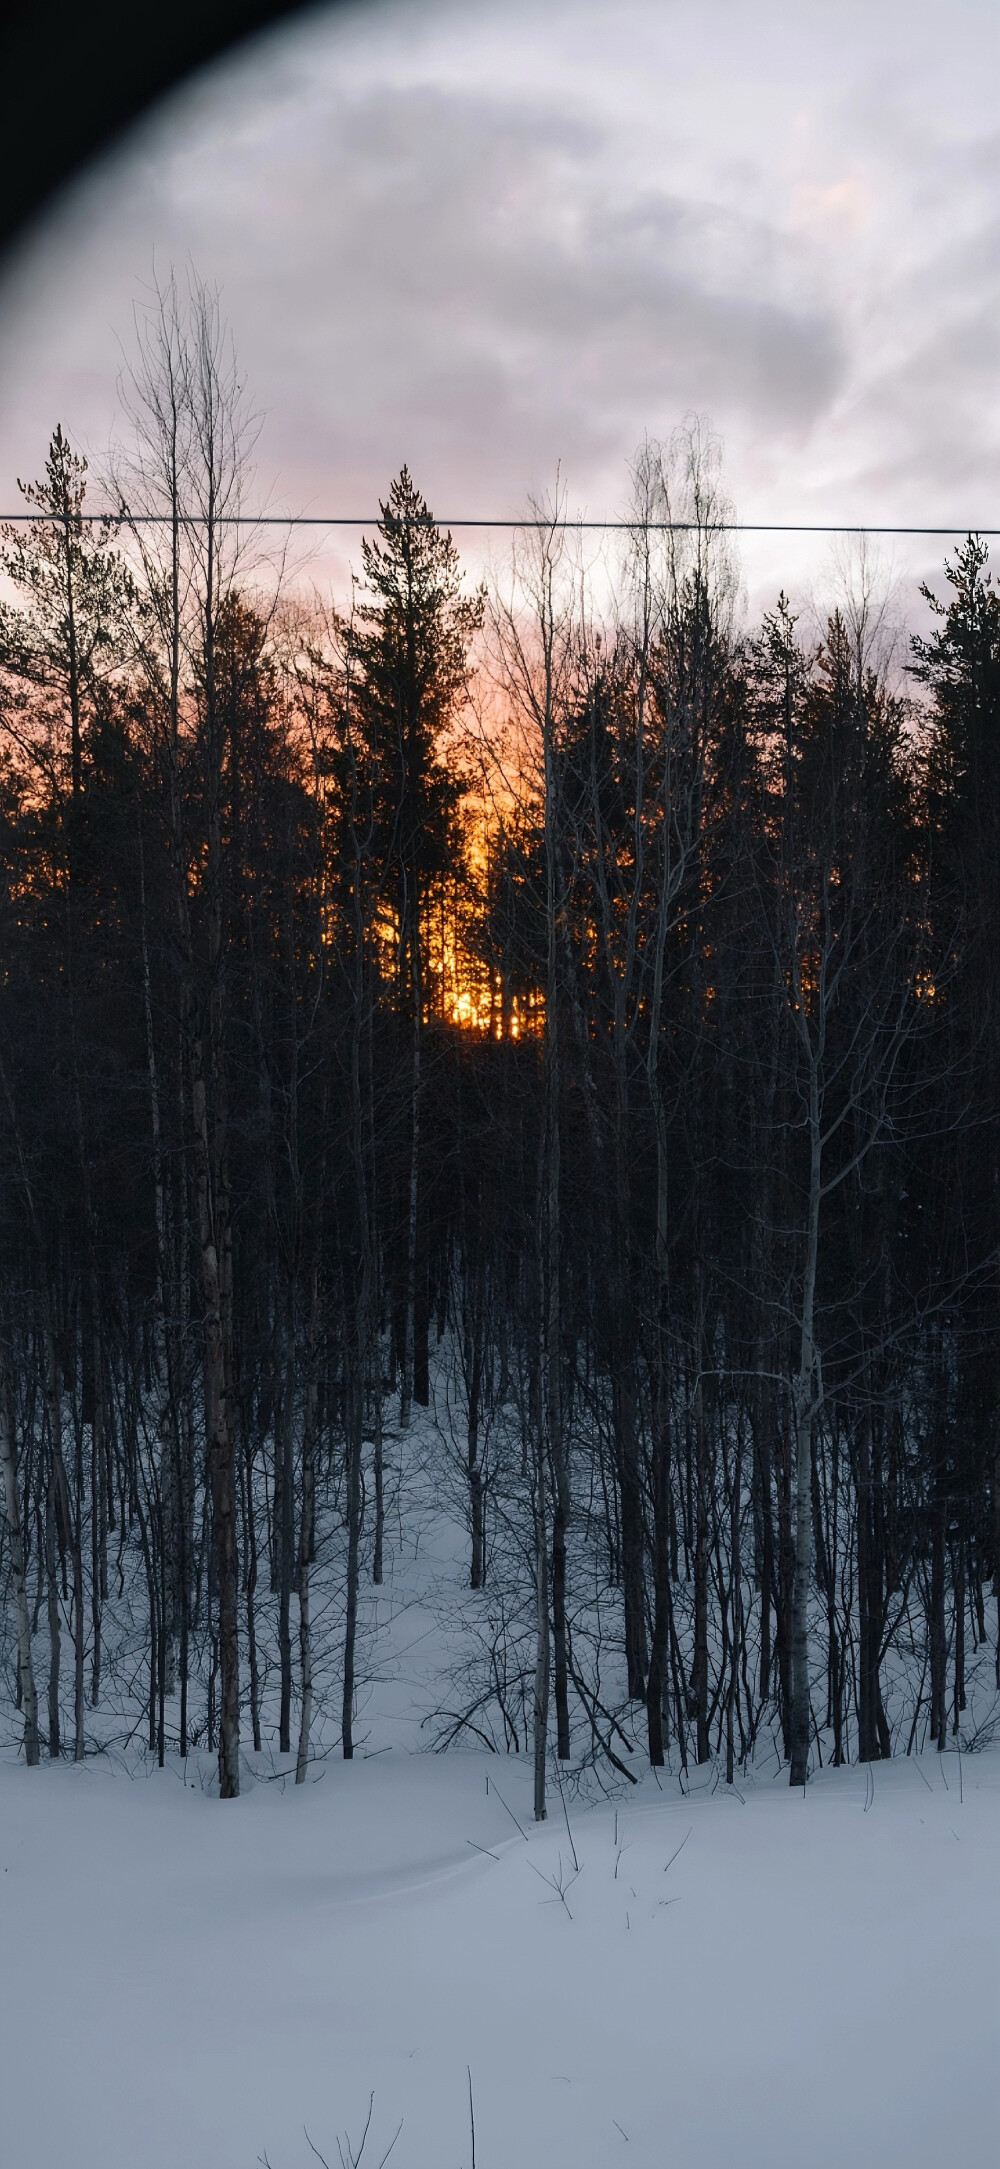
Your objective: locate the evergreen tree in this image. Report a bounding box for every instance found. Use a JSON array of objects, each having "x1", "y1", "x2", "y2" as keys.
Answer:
[{"x1": 349, "y1": 467, "x2": 484, "y2": 1013}]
